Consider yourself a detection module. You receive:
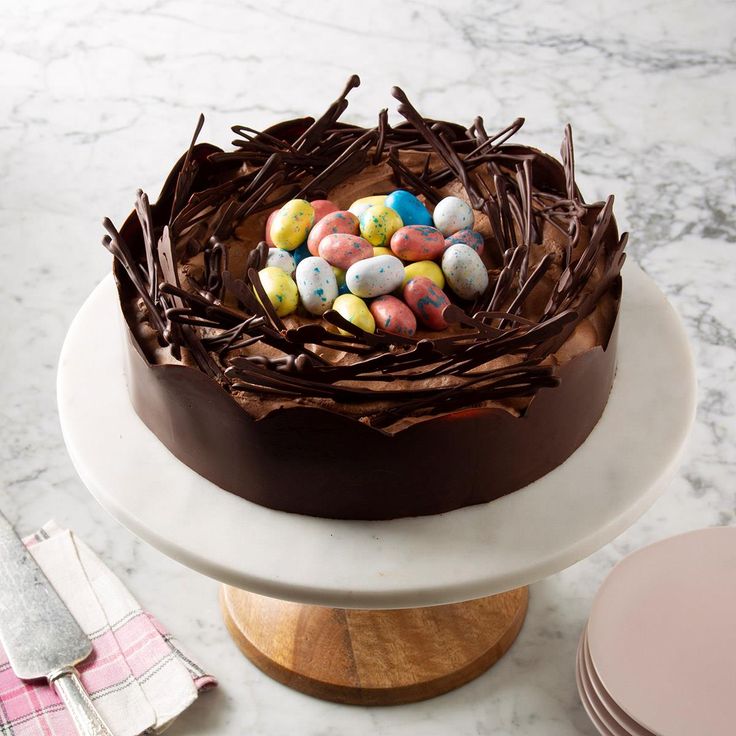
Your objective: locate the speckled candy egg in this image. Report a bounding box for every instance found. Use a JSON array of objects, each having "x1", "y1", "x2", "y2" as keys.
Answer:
[
  {"x1": 310, "y1": 199, "x2": 339, "y2": 224},
  {"x1": 318, "y1": 233, "x2": 373, "y2": 270},
  {"x1": 384, "y1": 190, "x2": 433, "y2": 227},
  {"x1": 264, "y1": 209, "x2": 279, "y2": 247},
  {"x1": 441, "y1": 243, "x2": 489, "y2": 300},
  {"x1": 295, "y1": 256, "x2": 338, "y2": 316},
  {"x1": 306, "y1": 210, "x2": 360, "y2": 256},
  {"x1": 348, "y1": 195, "x2": 386, "y2": 219},
  {"x1": 403, "y1": 276, "x2": 451, "y2": 330},
  {"x1": 402, "y1": 260, "x2": 445, "y2": 289},
  {"x1": 257, "y1": 266, "x2": 298, "y2": 317},
  {"x1": 332, "y1": 293, "x2": 375, "y2": 335},
  {"x1": 270, "y1": 199, "x2": 315, "y2": 251},
  {"x1": 432, "y1": 196, "x2": 474, "y2": 237},
  {"x1": 292, "y1": 242, "x2": 310, "y2": 267},
  {"x1": 266, "y1": 247, "x2": 296, "y2": 275},
  {"x1": 346, "y1": 254, "x2": 405, "y2": 298},
  {"x1": 372, "y1": 246, "x2": 393, "y2": 257},
  {"x1": 390, "y1": 225, "x2": 446, "y2": 262},
  {"x1": 444, "y1": 228, "x2": 484, "y2": 255},
  {"x1": 369, "y1": 295, "x2": 417, "y2": 338},
  {"x1": 359, "y1": 205, "x2": 403, "y2": 247}
]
